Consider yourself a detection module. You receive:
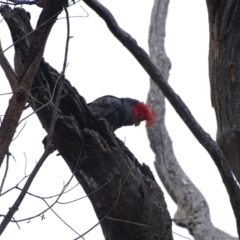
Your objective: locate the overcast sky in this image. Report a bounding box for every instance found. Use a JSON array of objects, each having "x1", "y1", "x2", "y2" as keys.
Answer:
[{"x1": 0, "y1": 0, "x2": 238, "y2": 239}]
